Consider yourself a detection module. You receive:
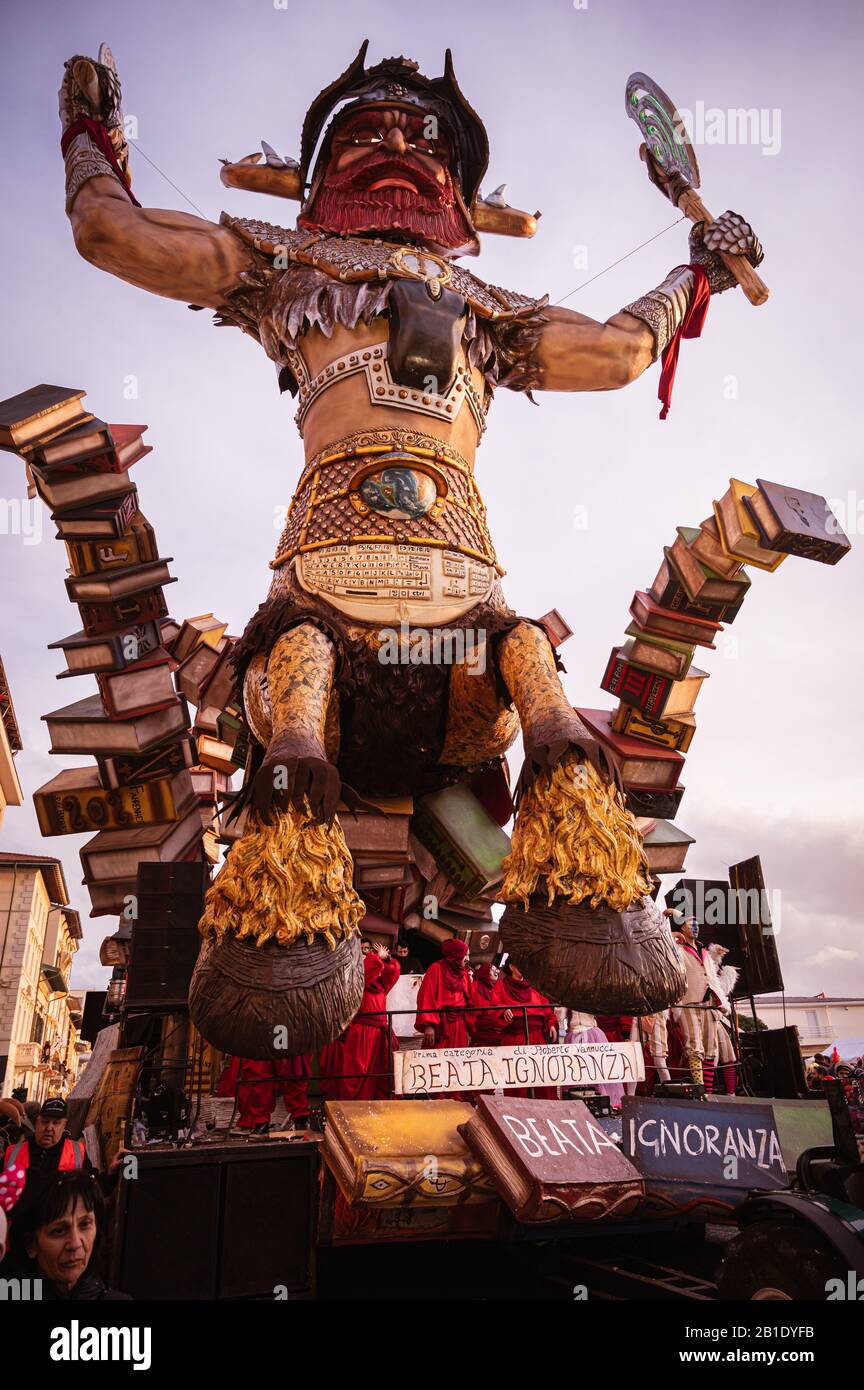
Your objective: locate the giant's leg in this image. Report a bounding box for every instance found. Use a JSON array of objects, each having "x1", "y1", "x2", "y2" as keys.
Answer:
[
  {"x1": 495, "y1": 622, "x2": 684, "y2": 1013},
  {"x1": 190, "y1": 625, "x2": 365, "y2": 1059}
]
